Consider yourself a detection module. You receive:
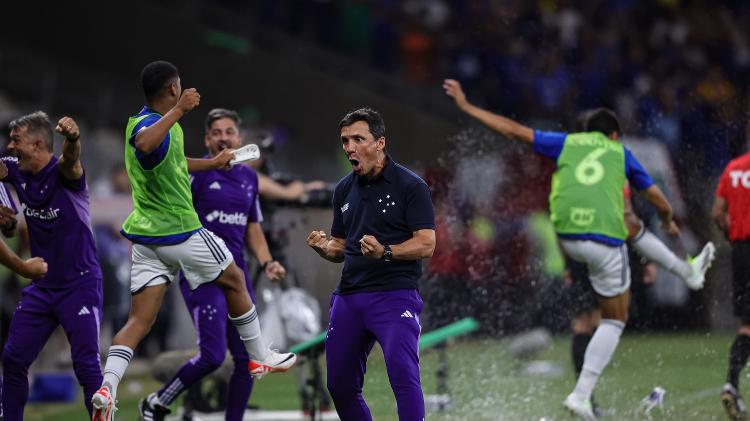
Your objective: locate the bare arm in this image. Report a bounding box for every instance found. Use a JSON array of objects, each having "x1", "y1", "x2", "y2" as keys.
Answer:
[
  {"x1": 443, "y1": 79, "x2": 534, "y2": 143},
  {"x1": 245, "y1": 222, "x2": 286, "y2": 281},
  {"x1": 0, "y1": 240, "x2": 47, "y2": 279},
  {"x1": 258, "y1": 173, "x2": 307, "y2": 201},
  {"x1": 640, "y1": 184, "x2": 680, "y2": 235},
  {"x1": 56, "y1": 117, "x2": 84, "y2": 180},
  {"x1": 712, "y1": 196, "x2": 729, "y2": 234},
  {"x1": 186, "y1": 149, "x2": 235, "y2": 172},
  {"x1": 307, "y1": 230, "x2": 346, "y2": 263},
  {"x1": 134, "y1": 89, "x2": 200, "y2": 154},
  {"x1": 246, "y1": 222, "x2": 273, "y2": 266},
  {"x1": 360, "y1": 229, "x2": 436, "y2": 260}
]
